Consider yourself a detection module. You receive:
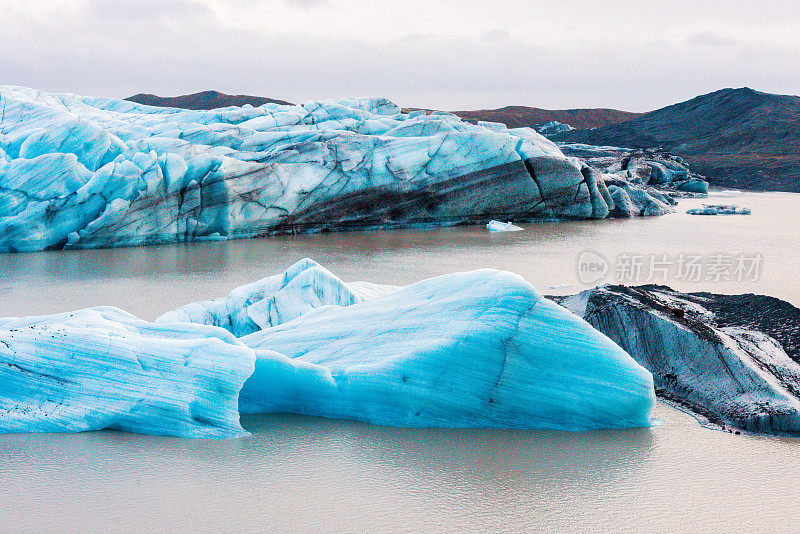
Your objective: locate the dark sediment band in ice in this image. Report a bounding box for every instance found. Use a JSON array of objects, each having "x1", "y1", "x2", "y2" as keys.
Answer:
[{"x1": 555, "y1": 285, "x2": 800, "y2": 435}]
